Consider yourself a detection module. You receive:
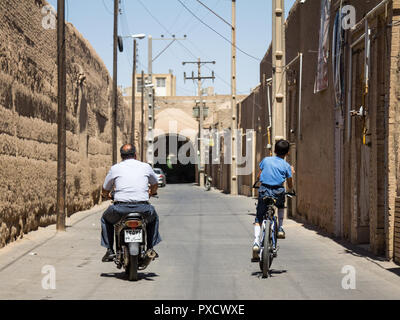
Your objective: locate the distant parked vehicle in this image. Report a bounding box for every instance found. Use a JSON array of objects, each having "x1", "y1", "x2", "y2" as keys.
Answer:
[
  {"x1": 153, "y1": 168, "x2": 166, "y2": 187},
  {"x1": 204, "y1": 174, "x2": 212, "y2": 191}
]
